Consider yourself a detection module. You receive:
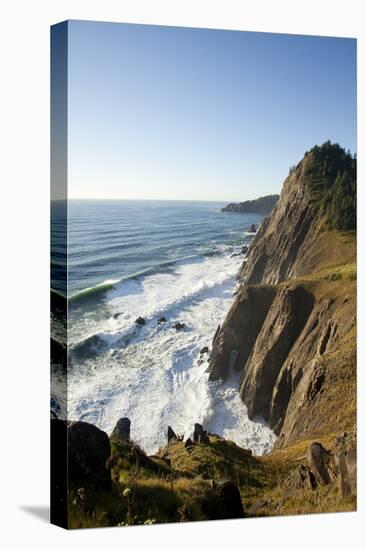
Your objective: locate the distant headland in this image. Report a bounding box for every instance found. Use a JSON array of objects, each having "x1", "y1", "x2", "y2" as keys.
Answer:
[{"x1": 222, "y1": 194, "x2": 279, "y2": 213}]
